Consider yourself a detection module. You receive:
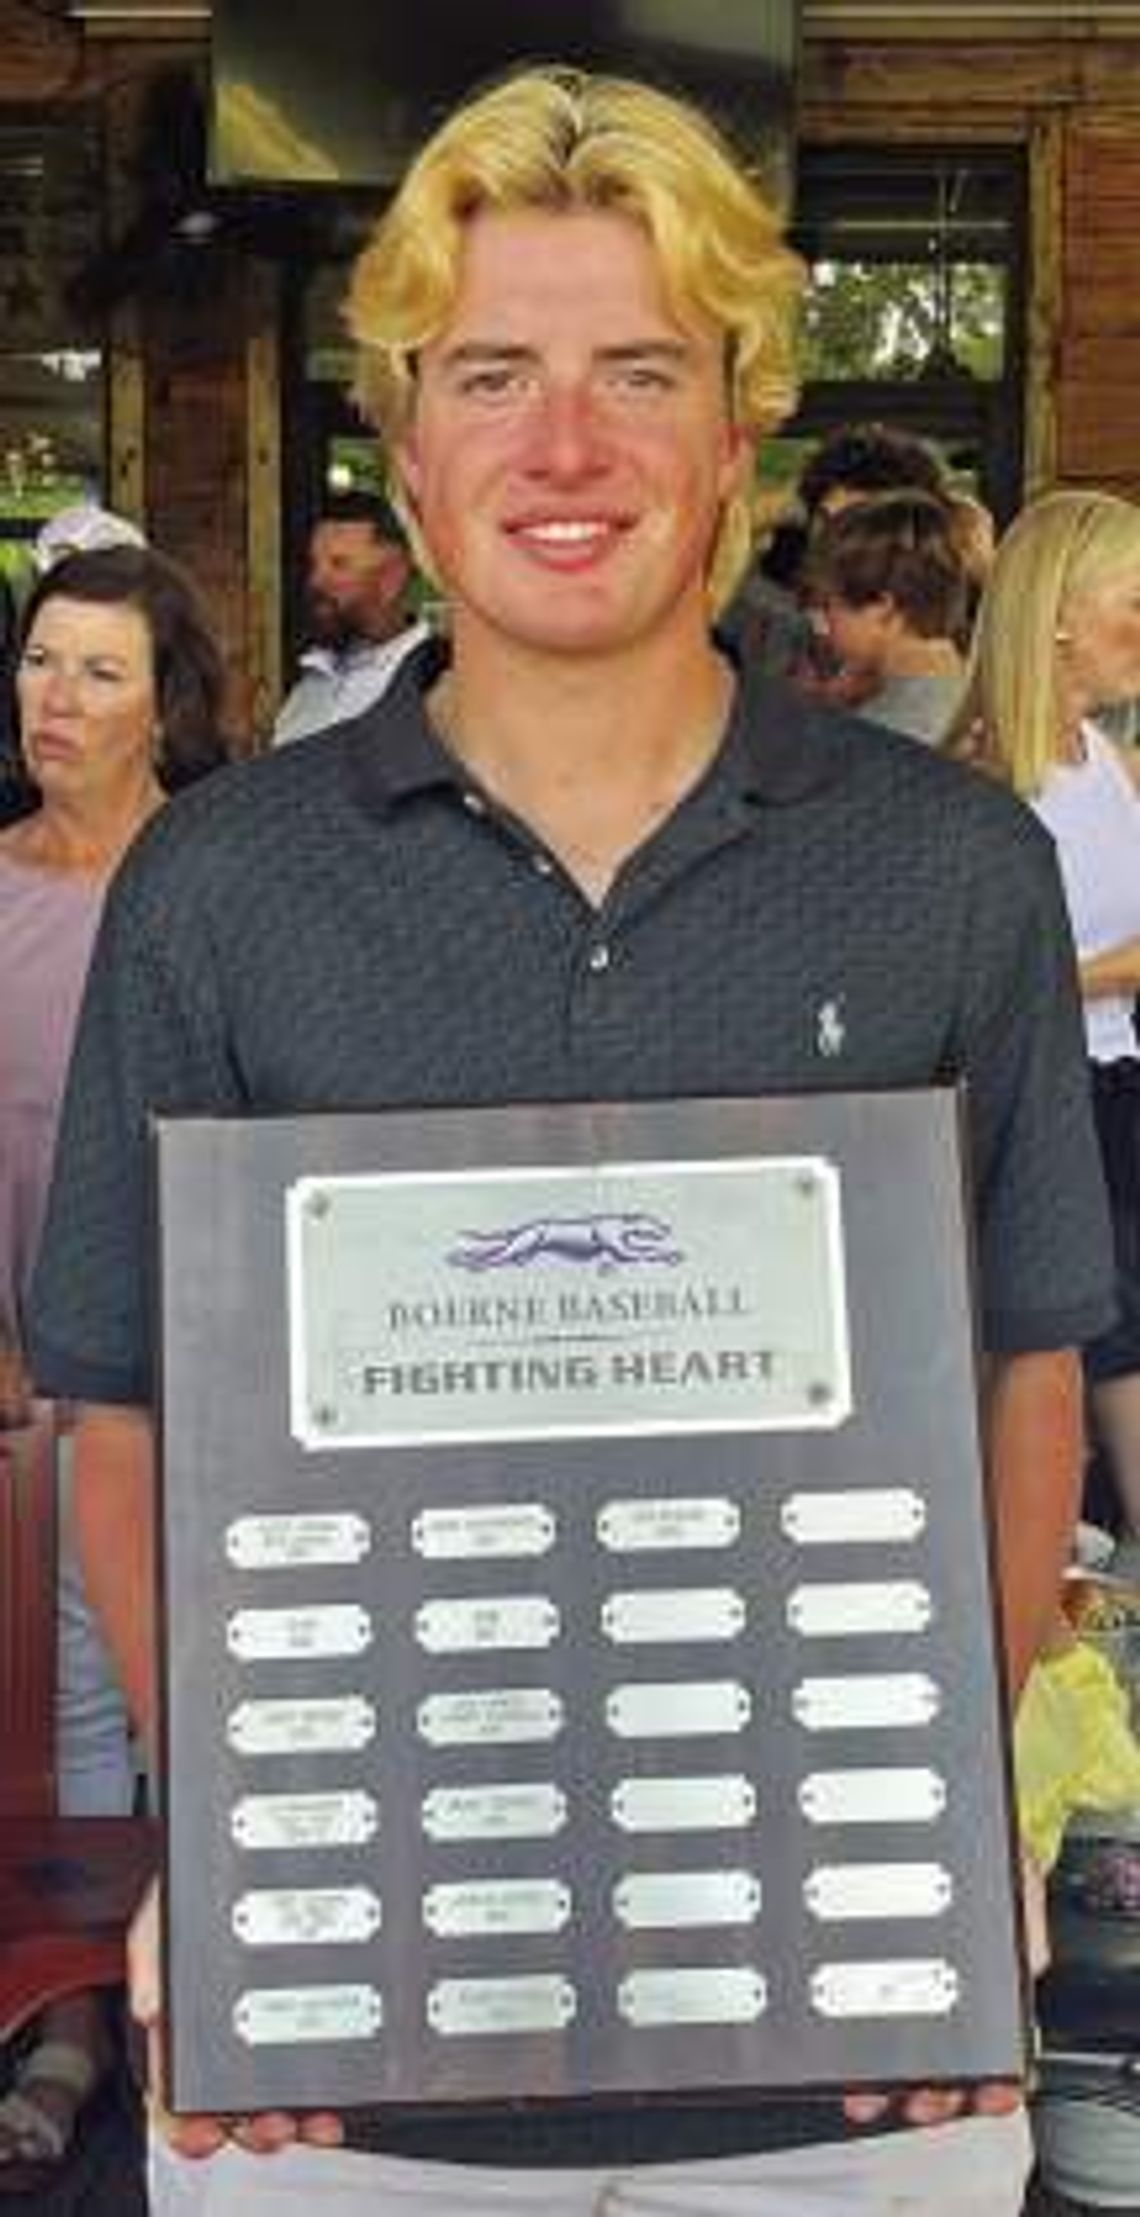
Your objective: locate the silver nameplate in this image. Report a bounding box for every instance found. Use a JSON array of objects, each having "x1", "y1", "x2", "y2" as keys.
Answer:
[
  {"x1": 618, "y1": 1966, "x2": 766, "y2": 2027},
  {"x1": 427, "y1": 1975, "x2": 576, "y2": 2037},
  {"x1": 421, "y1": 1782, "x2": 567, "y2": 1841},
  {"x1": 234, "y1": 1985, "x2": 382, "y2": 2047},
  {"x1": 810, "y1": 1959, "x2": 960, "y2": 2020},
  {"x1": 606, "y1": 1679, "x2": 752, "y2": 1739},
  {"x1": 602, "y1": 1587, "x2": 745, "y2": 1645},
  {"x1": 799, "y1": 1768, "x2": 947, "y2": 1825},
  {"x1": 231, "y1": 1791, "x2": 379, "y2": 1852},
  {"x1": 414, "y1": 1595, "x2": 560, "y2": 1654},
  {"x1": 613, "y1": 1868, "x2": 761, "y2": 1929},
  {"x1": 786, "y1": 1582, "x2": 932, "y2": 1638},
  {"x1": 225, "y1": 1512, "x2": 372, "y2": 1570},
  {"x1": 227, "y1": 1604, "x2": 373, "y2": 1662},
  {"x1": 227, "y1": 1696, "x2": 377, "y2": 1757},
  {"x1": 611, "y1": 1774, "x2": 757, "y2": 1832},
  {"x1": 792, "y1": 1673, "x2": 941, "y2": 1732},
  {"x1": 287, "y1": 1156, "x2": 851, "y2": 1450},
  {"x1": 804, "y1": 1863, "x2": 953, "y2": 1922},
  {"x1": 780, "y1": 1489, "x2": 926, "y2": 1547},
  {"x1": 422, "y1": 1879, "x2": 572, "y2": 1938},
  {"x1": 411, "y1": 1504, "x2": 556, "y2": 1559},
  {"x1": 597, "y1": 1497, "x2": 741, "y2": 1553},
  {"x1": 232, "y1": 1886, "x2": 381, "y2": 1947},
  {"x1": 416, "y1": 1687, "x2": 563, "y2": 1747}
]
